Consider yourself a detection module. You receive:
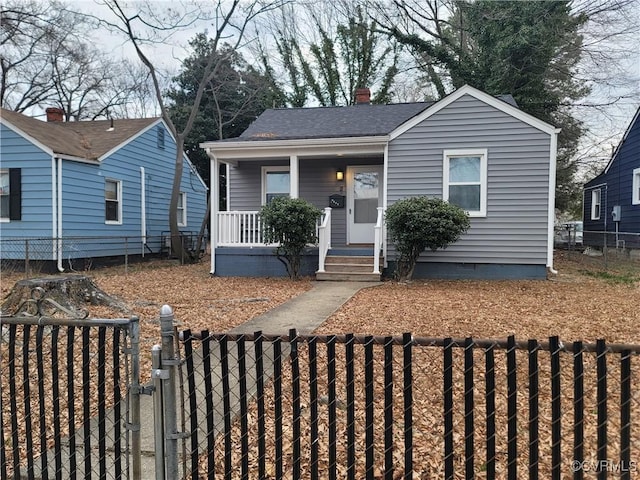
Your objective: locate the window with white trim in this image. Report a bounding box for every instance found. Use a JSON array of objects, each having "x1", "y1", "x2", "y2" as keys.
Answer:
[
  {"x1": 262, "y1": 166, "x2": 290, "y2": 204},
  {"x1": 591, "y1": 188, "x2": 601, "y2": 220},
  {"x1": 633, "y1": 168, "x2": 640, "y2": 205},
  {"x1": 0, "y1": 170, "x2": 9, "y2": 220},
  {"x1": 105, "y1": 179, "x2": 122, "y2": 224},
  {"x1": 443, "y1": 149, "x2": 487, "y2": 217},
  {"x1": 177, "y1": 192, "x2": 187, "y2": 226}
]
